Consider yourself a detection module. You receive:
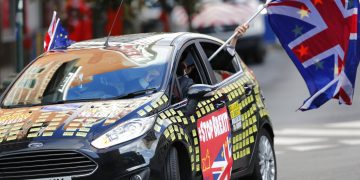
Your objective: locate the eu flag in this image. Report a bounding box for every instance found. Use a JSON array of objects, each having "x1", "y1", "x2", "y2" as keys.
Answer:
[
  {"x1": 267, "y1": 0, "x2": 360, "y2": 110},
  {"x1": 49, "y1": 19, "x2": 74, "y2": 51}
]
